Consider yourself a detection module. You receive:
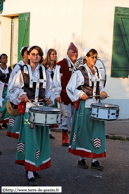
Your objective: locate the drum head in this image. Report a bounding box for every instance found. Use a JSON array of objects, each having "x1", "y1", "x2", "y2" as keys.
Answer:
[
  {"x1": 91, "y1": 103, "x2": 119, "y2": 108},
  {"x1": 95, "y1": 59, "x2": 106, "y2": 87},
  {"x1": 29, "y1": 106, "x2": 61, "y2": 113}
]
